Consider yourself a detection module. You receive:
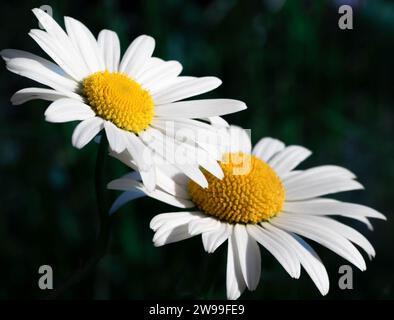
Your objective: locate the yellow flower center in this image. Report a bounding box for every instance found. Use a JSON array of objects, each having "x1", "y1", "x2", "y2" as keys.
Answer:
[
  {"x1": 188, "y1": 152, "x2": 285, "y2": 224},
  {"x1": 82, "y1": 71, "x2": 154, "y2": 133}
]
